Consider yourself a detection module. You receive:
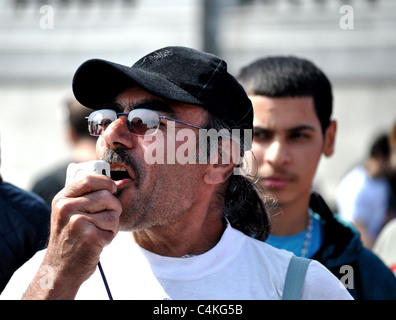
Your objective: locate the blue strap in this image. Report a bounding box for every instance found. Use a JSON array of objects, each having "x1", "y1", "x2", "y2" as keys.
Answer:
[{"x1": 282, "y1": 256, "x2": 312, "y2": 300}]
